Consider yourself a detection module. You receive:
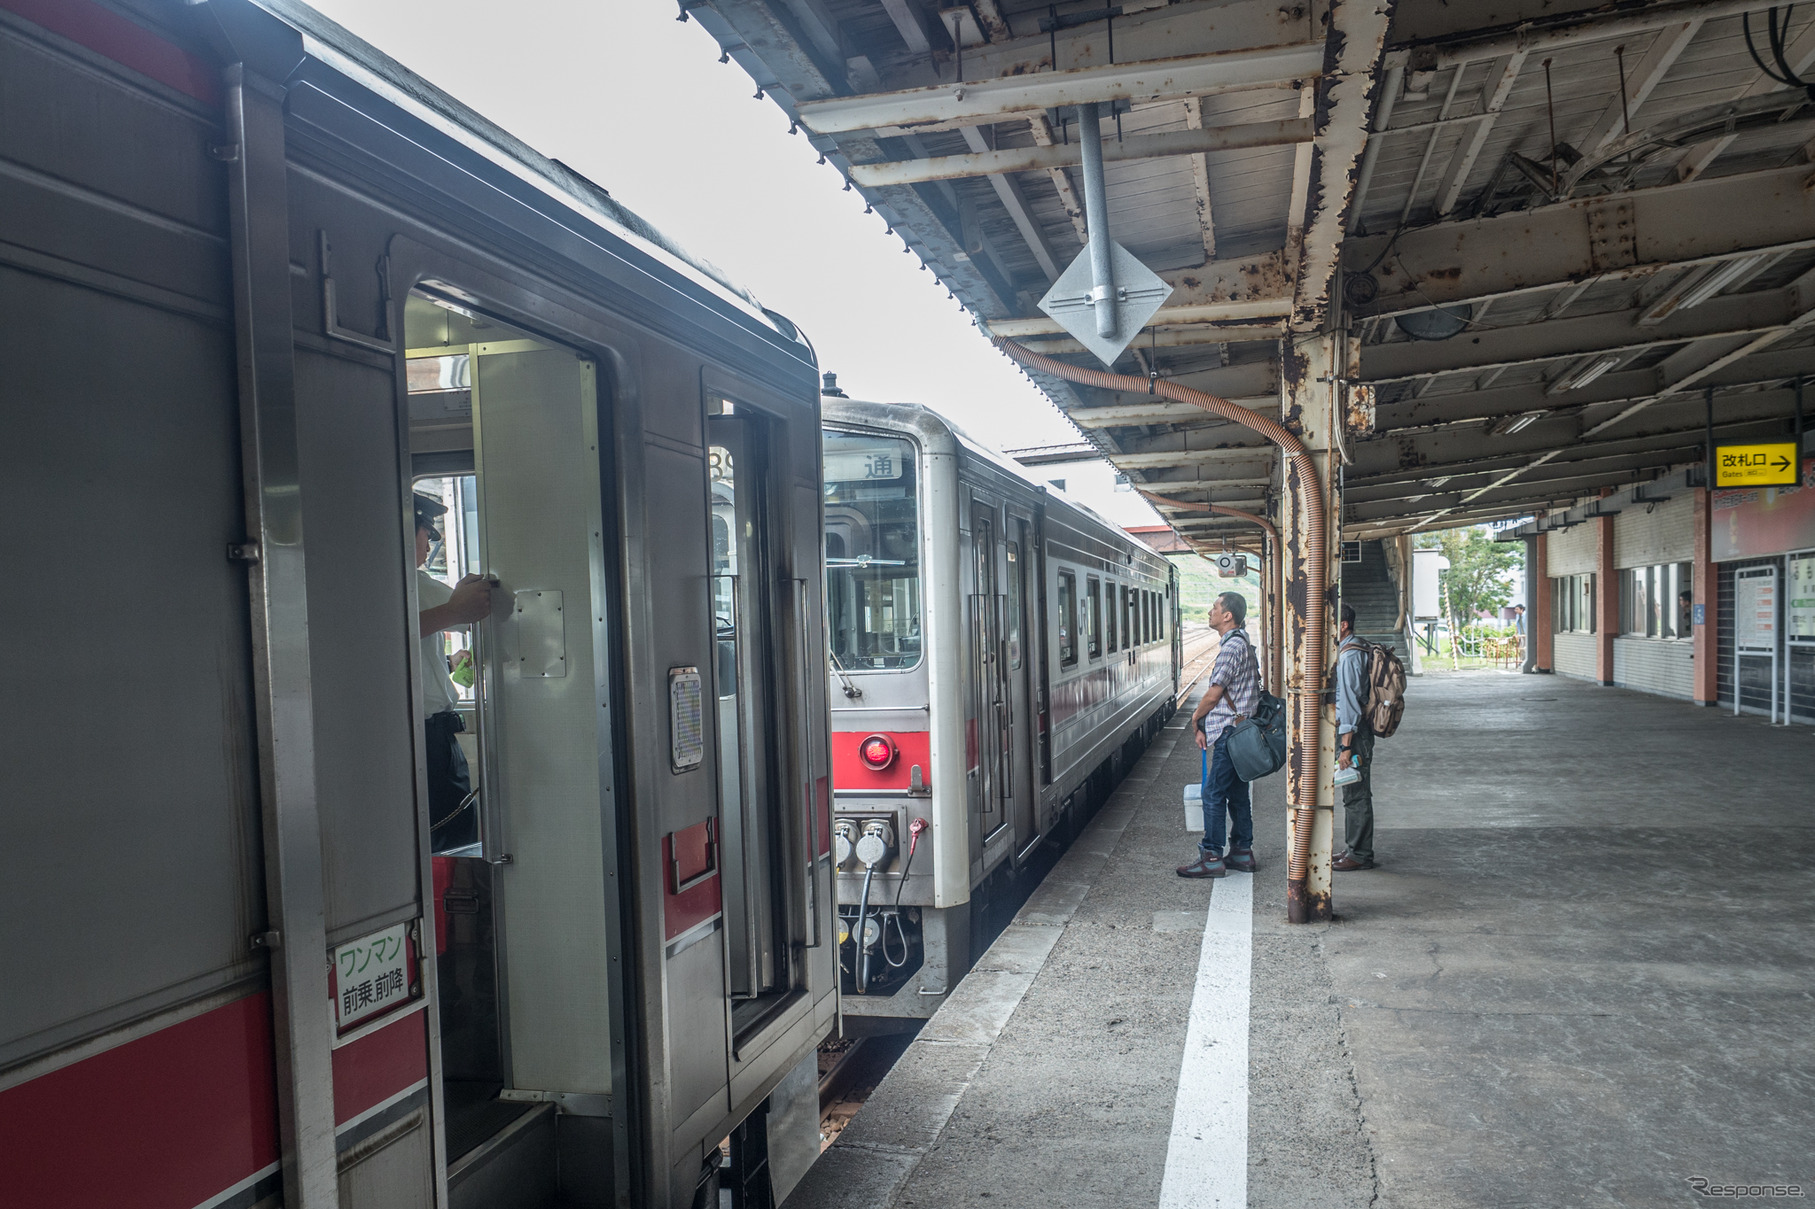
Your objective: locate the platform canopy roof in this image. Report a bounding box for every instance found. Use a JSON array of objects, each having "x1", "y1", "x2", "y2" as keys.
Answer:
[{"x1": 686, "y1": 0, "x2": 1815, "y2": 542}]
